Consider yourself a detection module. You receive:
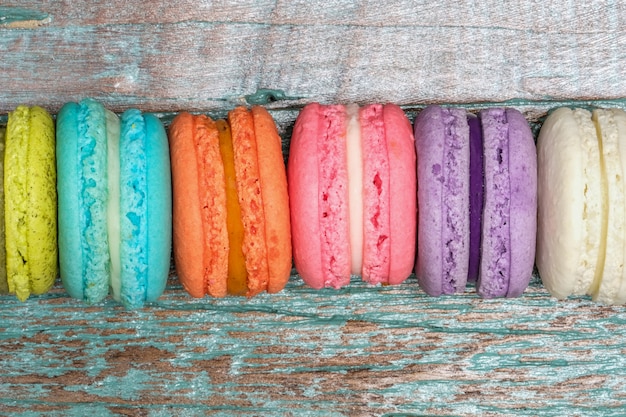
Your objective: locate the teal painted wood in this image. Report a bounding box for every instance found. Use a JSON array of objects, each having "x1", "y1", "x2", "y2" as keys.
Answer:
[
  {"x1": 2, "y1": 275, "x2": 626, "y2": 416},
  {"x1": 0, "y1": 7, "x2": 49, "y2": 26}
]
